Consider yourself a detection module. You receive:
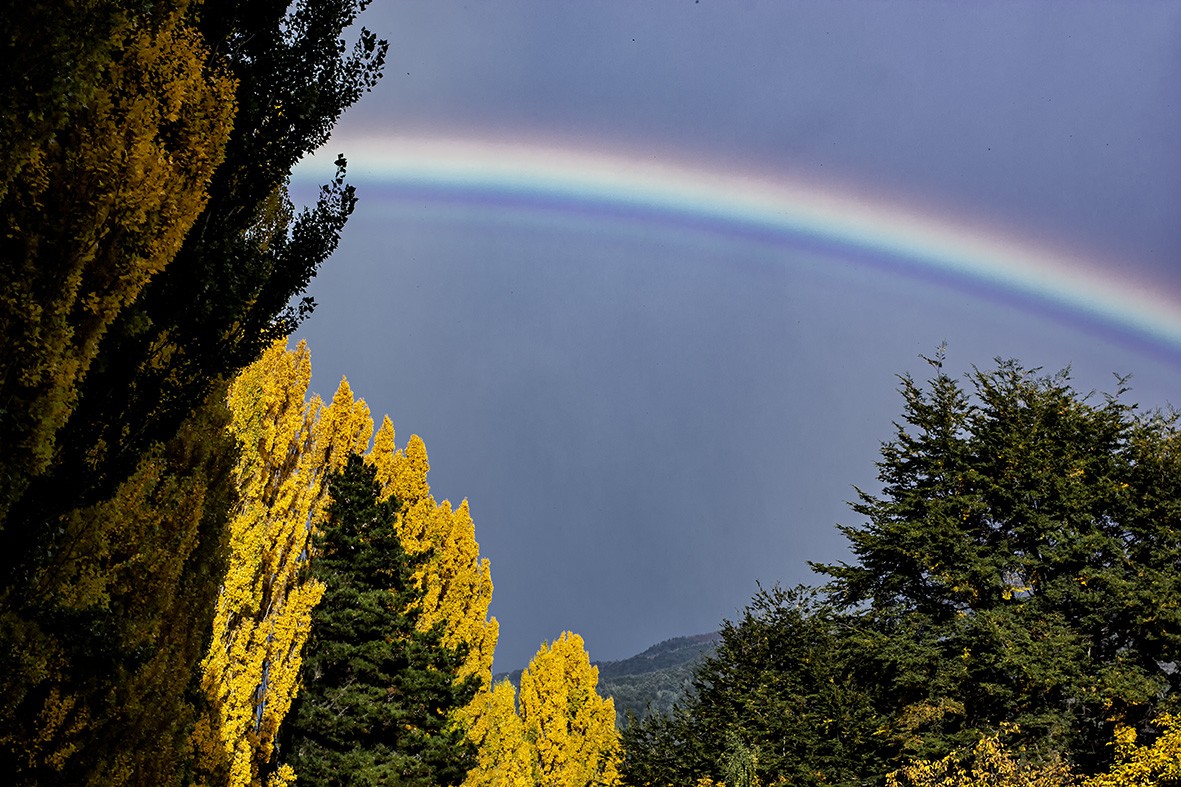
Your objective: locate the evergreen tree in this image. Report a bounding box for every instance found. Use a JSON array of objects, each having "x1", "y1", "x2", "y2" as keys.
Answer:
[
  {"x1": 278, "y1": 454, "x2": 477, "y2": 787},
  {"x1": 813, "y1": 355, "x2": 1181, "y2": 770},
  {"x1": 622, "y1": 354, "x2": 1181, "y2": 785},
  {"x1": 620, "y1": 586, "x2": 883, "y2": 787}
]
